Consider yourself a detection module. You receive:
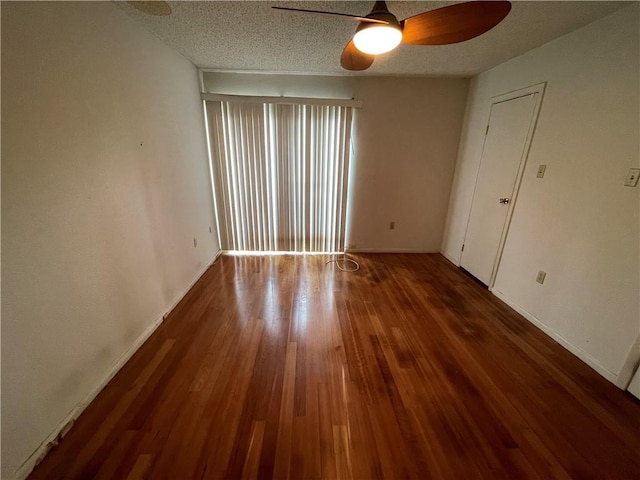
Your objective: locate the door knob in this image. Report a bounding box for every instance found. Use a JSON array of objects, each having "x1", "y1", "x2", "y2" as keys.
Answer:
[{"x1": 499, "y1": 197, "x2": 510, "y2": 204}]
